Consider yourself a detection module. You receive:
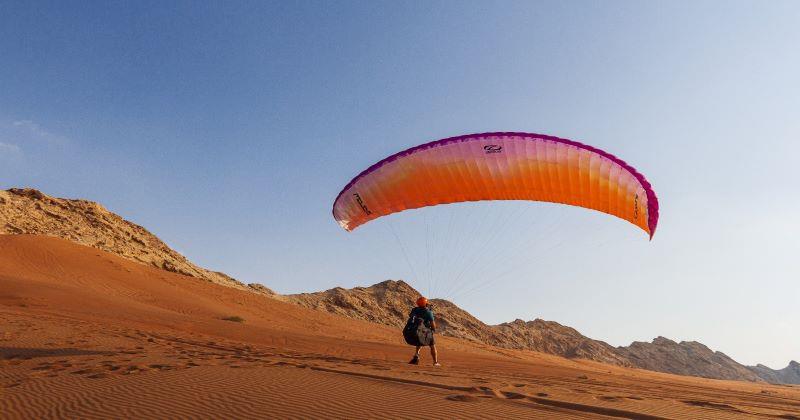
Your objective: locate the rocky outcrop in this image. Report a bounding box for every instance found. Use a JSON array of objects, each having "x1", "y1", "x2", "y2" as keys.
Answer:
[
  {"x1": 496, "y1": 319, "x2": 629, "y2": 366},
  {"x1": 615, "y1": 337, "x2": 762, "y2": 382},
  {"x1": 748, "y1": 361, "x2": 800, "y2": 385},
  {"x1": 247, "y1": 283, "x2": 277, "y2": 295},
  {"x1": 0, "y1": 188, "x2": 248, "y2": 290},
  {"x1": 288, "y1": 280, "x2": 417, "y2": 326}
]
